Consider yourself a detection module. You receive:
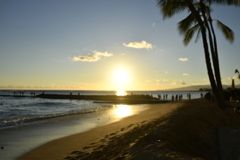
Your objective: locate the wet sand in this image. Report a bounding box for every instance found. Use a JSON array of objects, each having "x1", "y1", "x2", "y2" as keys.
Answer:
[
  {"x1": 0, "y1": 104, "x2": 147, "y2": 160},
  {"x1": 18, "y1": 99, "x2": 240, "y2": 159},
  {"x1": 18, "y1": 102, "x2": 180, "y2": 160}
]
